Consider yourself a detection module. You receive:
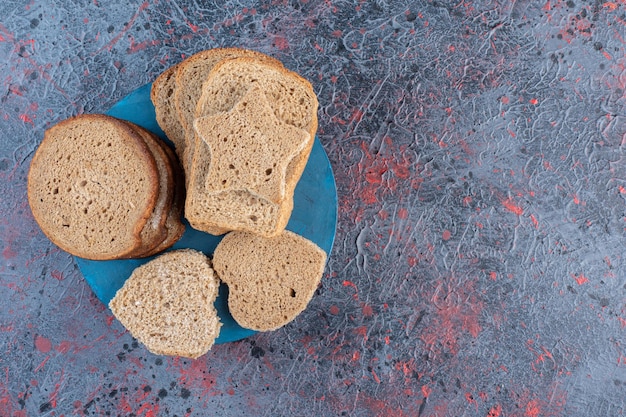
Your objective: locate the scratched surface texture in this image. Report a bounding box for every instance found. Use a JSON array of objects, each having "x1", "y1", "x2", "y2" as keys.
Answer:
[{"x1": 0, "y1": 0, "x2": 625, "y2": 416}]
